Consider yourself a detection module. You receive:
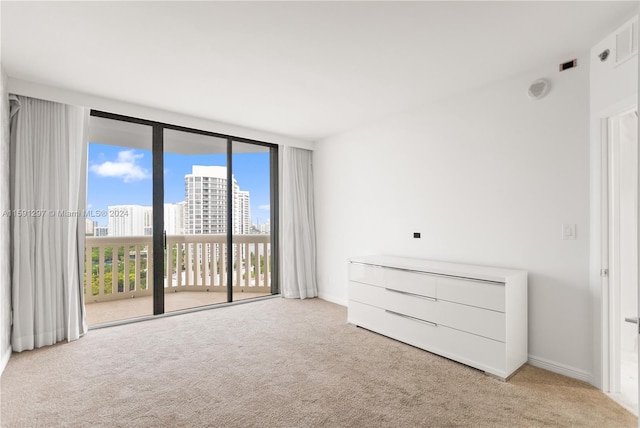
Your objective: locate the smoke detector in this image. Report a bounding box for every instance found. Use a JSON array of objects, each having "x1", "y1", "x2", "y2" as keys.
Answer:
[{"x1": 527, "y1": 79, "x2": 550, "y2": 100}]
